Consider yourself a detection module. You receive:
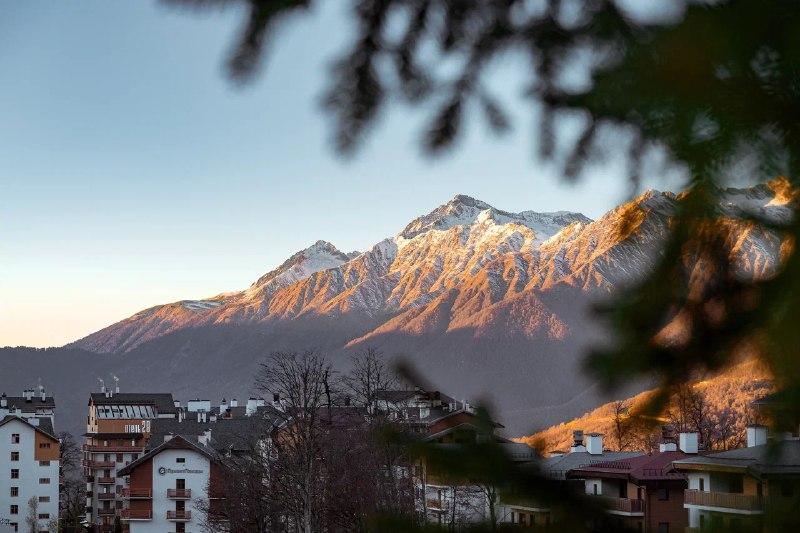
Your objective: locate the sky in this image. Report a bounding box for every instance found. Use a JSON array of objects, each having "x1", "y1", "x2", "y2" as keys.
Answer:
[{"x1": 1, "y1": 1, "x2": 684, "y2": 348}]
